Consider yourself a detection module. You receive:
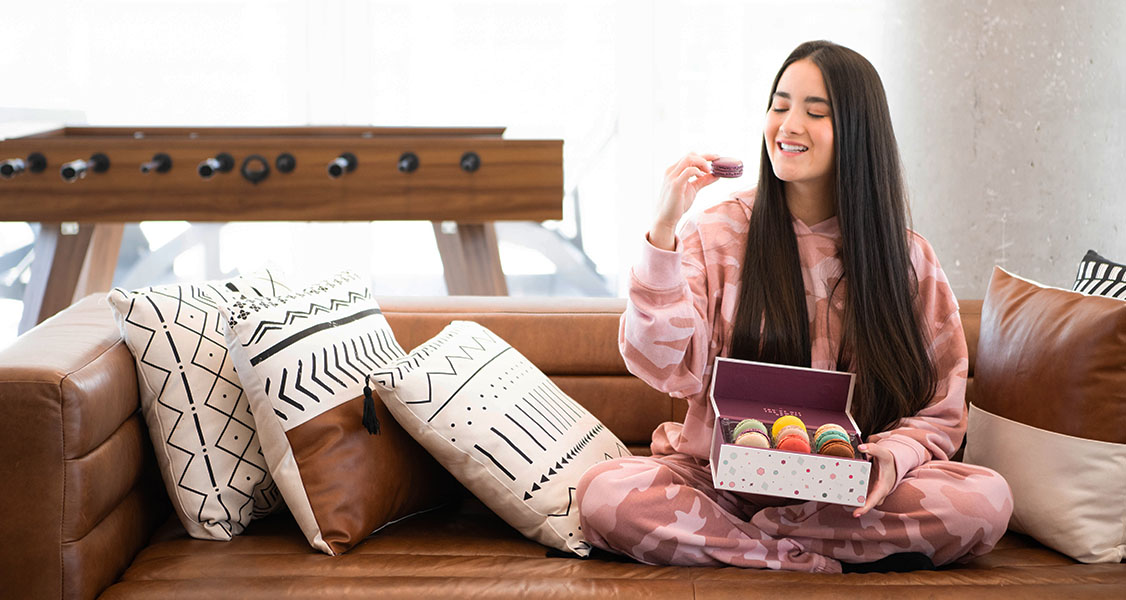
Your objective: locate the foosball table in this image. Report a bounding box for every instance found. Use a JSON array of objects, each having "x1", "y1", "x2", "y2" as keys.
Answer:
[{"x1": 0, "y1": 126, "x2": 563, "y2": 331}]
